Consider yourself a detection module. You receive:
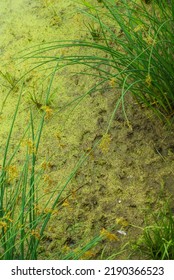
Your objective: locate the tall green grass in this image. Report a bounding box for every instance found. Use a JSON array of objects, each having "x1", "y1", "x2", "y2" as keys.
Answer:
[
  {"x1": 1, "y1": 0, "x2": 173, "y2": 260},
  {"x1": 0, "y1": 68, "x2": 57, "y2": 259},
  {"x1": 138, "y1": 204, "x2": 174, "y2": 260},
  {"x1": 18, "y1": 0, "x2": 174, "y2": 125},
  {"x1": 0, "y1": 65, "x2": 103, "y2": 259}
]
